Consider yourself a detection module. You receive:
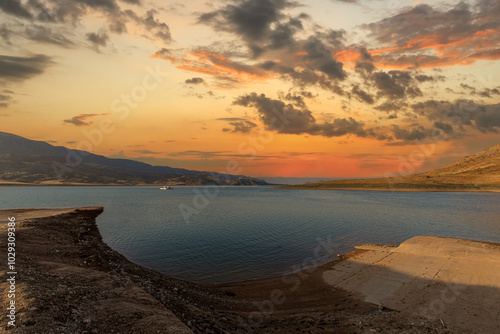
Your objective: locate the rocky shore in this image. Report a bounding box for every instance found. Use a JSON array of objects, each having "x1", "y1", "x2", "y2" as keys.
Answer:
[{"x1": 1, "y1": 207, "x2": 495, "y2": 333}]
